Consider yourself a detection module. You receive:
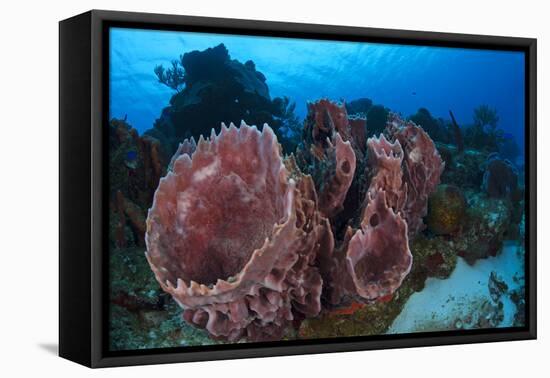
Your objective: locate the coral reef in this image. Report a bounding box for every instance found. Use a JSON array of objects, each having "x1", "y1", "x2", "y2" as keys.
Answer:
[
  {"x1": 409, "y1": 107, "x2": 450, "y2": 143},
  {"x1": 144, "y1": 97, "x2": 446, "y2": 341},
  {"x1": 271, "y1": 96, "x2": 303, "y2": 153},
  {"x1": 456, "y1": 191, "x2": 511, "y2": 265},
  {"x1": 303, "y1": 99, "x2": 353, "y2": 151},
  {"x1": 154, "y1": 60, "x2": 185, "y2": 92},
  {"x1": 109, "y1": 118, "x2": 168, "y2": 247},
  {"x1": 499, "y1": 134, "x2": 521, "y2": 163},
  {"x1": 426, "y1": 184, "x2": 467, "y2": 236},
  {"x1": 438, "y1": 144, "x2": 488, "y2": 189},
  {"x1": 408, "y1": 235, "x2": 458, "y2": 280},
  {"x1": 464, "y1": 104, "x2": 504, "y2": 152},
  {"x1": 365, "y1": 104, "x2": 389, "y2": 138},
  {"x1": 109, "y1": 43, "x2": 526, "y2": 348},
  {"x1": 145, "y1": 44, "x2": 300, "y2": 156},
  {"x1": 345, "y1": 97, "x2": 373, "y2": 116},
  {"x1": 298, "y1": 229, "x2": 458, "y2": 339},
  {"x1": 482, "y1": 153, "x2": 519, "y2": 199},
  {"x1": 109, "y1": 246, "x2": 218, "y2": 350}
]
